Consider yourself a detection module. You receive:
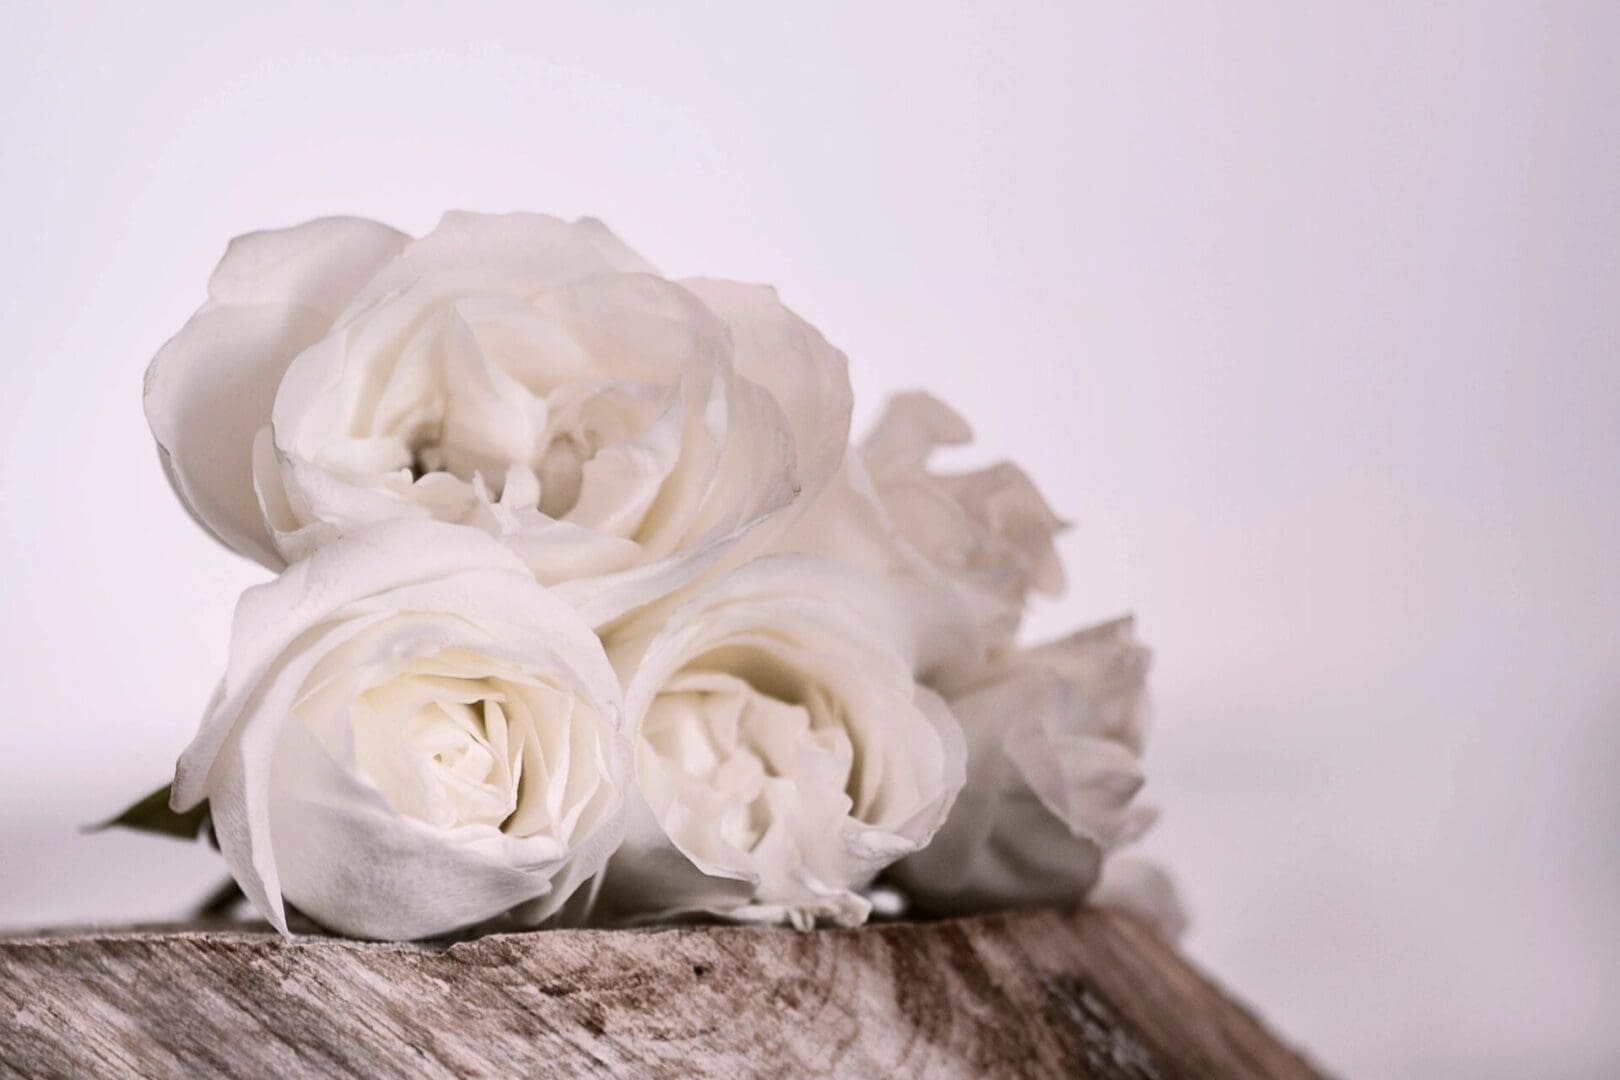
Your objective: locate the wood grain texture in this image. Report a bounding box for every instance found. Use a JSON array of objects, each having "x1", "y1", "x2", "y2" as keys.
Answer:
[{"x1": 0, "y1": 907, "x2": 1322, "y2": 1079}]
